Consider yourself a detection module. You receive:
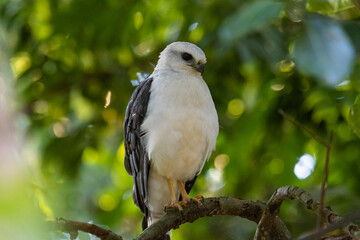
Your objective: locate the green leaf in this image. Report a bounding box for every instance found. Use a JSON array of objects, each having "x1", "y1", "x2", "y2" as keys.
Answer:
[
  {"x1": 349, "y1": 94, "x2": 360, "y2": 138},
  {"x1": 219, "y1": 0, "x2": 283, "y2": 42},
  {"x1": 307, "y1": 0, "x2": 360, "y2": 20},
  {"x1": 293, "y1": 15, "x2": 355, "y2": 86}
]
